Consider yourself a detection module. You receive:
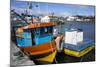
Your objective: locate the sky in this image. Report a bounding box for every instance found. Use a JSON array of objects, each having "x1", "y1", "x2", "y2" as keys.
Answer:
[{"x1": 11, "y1": 0, "x2": 95, "y2": 17}]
